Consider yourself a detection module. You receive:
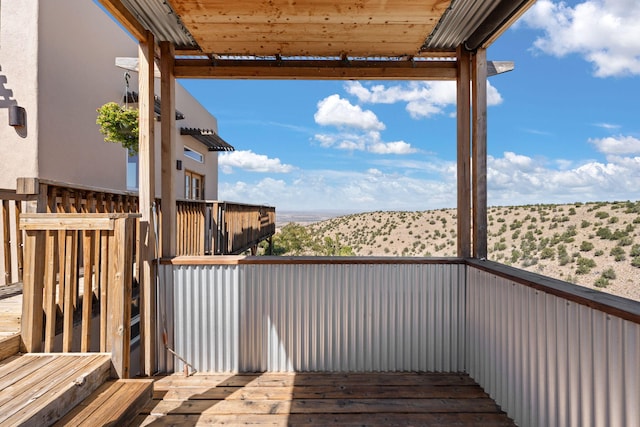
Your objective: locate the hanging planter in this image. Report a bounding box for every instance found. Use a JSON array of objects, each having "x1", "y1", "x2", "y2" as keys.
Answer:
[{"x1": 96, "y1": 102, "x2": 139, "y2": 155}]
